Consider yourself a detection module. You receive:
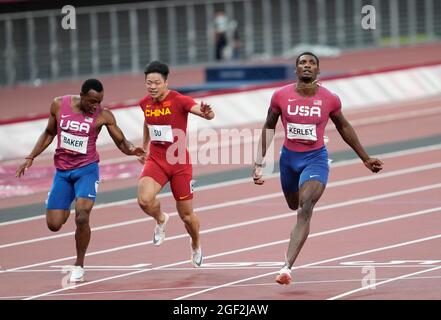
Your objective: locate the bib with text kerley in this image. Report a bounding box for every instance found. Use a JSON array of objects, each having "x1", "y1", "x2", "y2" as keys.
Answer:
[
  {"x1": 148, "y1": 125, "x2": 174, "y2": 143},
  {"x1": 287, "y1": 123, "x2": 317, "y2": 142},
  {"x1": 60, "y1": 131, "x2": 89, "y2": 154}
]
